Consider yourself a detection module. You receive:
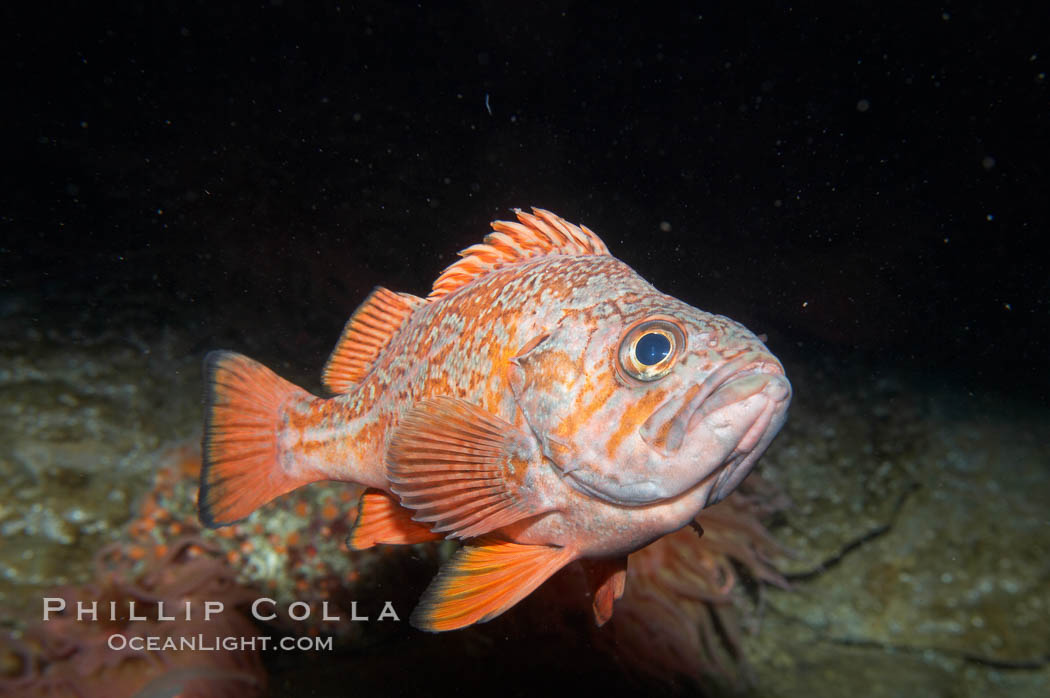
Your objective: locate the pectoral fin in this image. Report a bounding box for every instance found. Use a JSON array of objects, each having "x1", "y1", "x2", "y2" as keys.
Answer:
[
  {"x1": 411, "y1": 538, "x2": 576, "y2": 632},
  {"x1": 387, "y1": 396, "x2": 546, "y2": 540},
  {"x1": 581, "y1": 556, "x2": 628, "y2": 626},
  {"x1": 346, "y1": 488, "x2": 443, "y2": 550}
]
